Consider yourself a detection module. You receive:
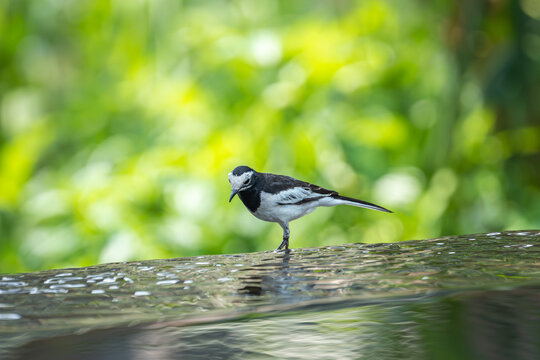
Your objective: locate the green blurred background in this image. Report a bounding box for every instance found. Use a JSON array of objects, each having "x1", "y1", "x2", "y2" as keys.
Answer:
[{"x1": 0, "y1": 0, "x2": 539, "y2": 273}]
